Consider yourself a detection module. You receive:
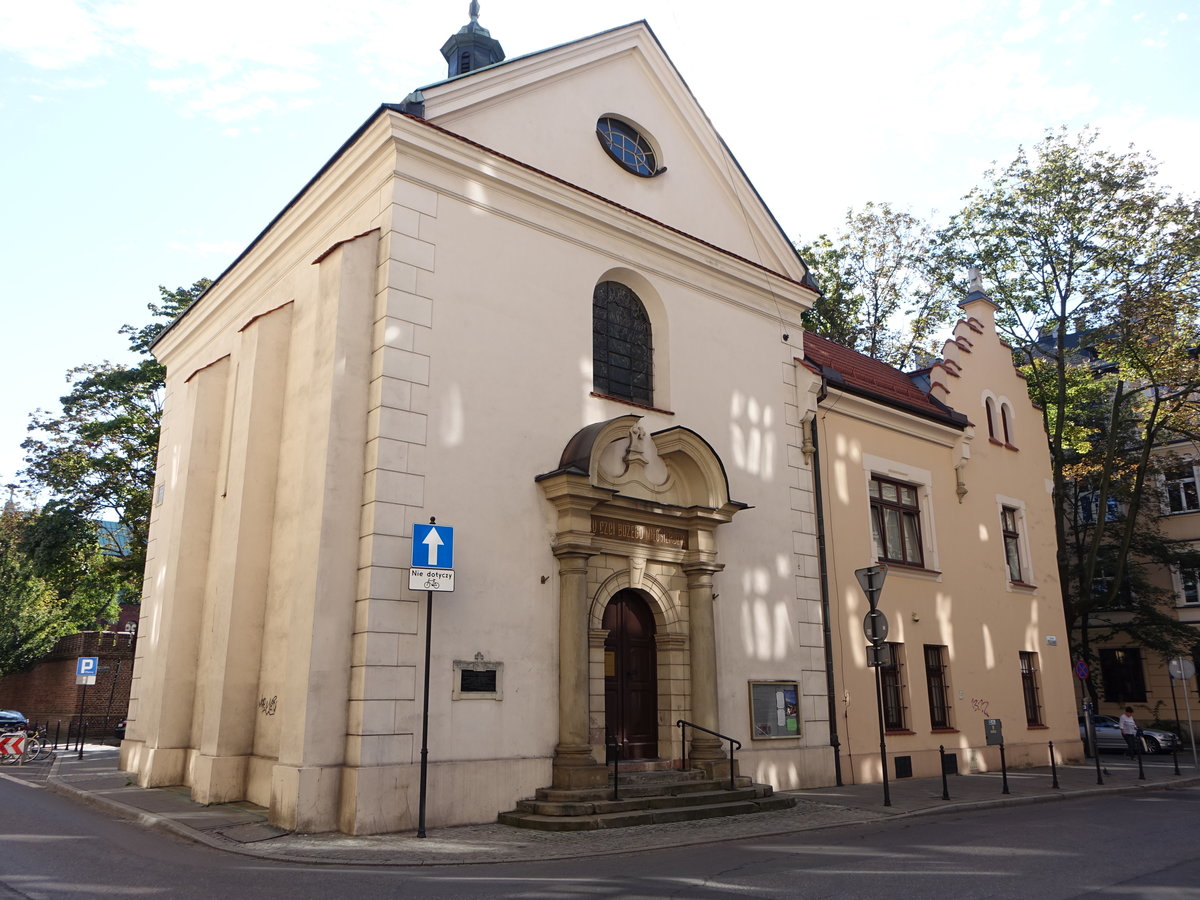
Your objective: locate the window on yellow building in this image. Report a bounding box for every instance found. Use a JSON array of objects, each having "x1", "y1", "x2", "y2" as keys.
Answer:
[
  {"x1": 924, "y1": 645, "x2": 953, "y2": 729},
  {"x1": 869, "y1": 476, "x2": 924, "y2": 566},
  {"x1": 1099, "y1": 648, "x2": 1146, "y2": 702},
  {"x1": 879, "y1": 643, "x2": 907, "y2": 731},
  {"x1": 1019, "y1": 651, "x2": 1043, "y2": 726},
  {"x1": 1001, "y1": 506, "x2": 1023, "y2": 582},
  {"x1": 1165, "y1": 463, "x2": 1200, "y2": 513},
  {"x1": 1000, "y1": 402, "x2": 1015, "y2": 446},
  {"x1": 1179, "y1": 567, "x2": 1200, "y2": 605}
]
